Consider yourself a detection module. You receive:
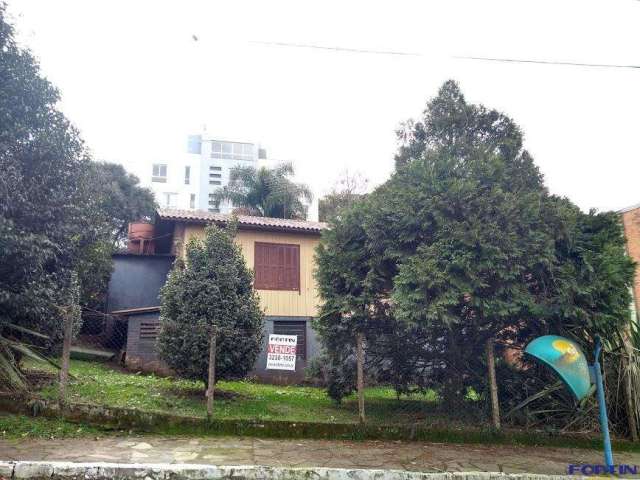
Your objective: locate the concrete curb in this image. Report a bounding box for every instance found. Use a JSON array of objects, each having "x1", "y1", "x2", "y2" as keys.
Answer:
[{"x1": 0, "y1": 462, "x2": 579, "y2": 480}]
